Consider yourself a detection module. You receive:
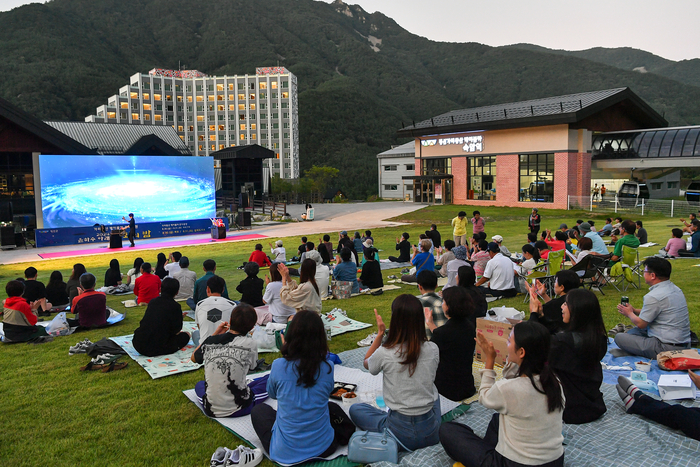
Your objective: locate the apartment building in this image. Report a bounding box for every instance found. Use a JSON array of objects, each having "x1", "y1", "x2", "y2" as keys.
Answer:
[{"x1": 86, "y1": 67, "x2": 299, "y2": 178}]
